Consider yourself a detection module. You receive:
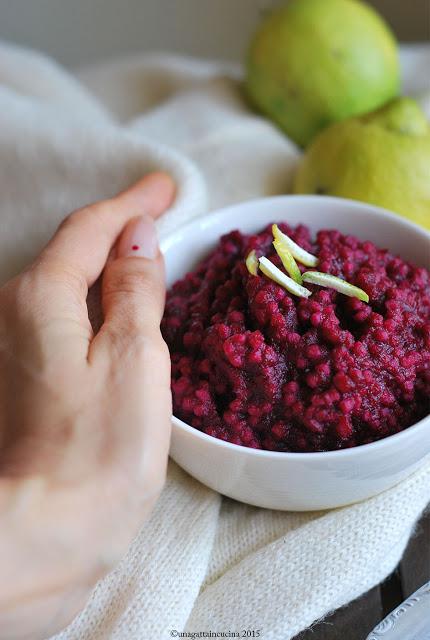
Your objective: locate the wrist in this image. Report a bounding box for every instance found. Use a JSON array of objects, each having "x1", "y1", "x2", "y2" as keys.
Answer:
[{"x1": 0, "y1": 477, "x2": 100, "y2": 639}]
